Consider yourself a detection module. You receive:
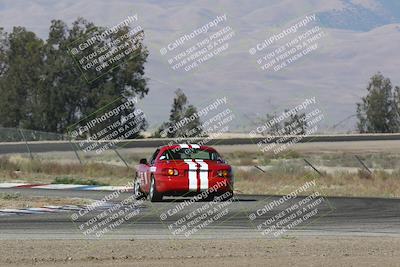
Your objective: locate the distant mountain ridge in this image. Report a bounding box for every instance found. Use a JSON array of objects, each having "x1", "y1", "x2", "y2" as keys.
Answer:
[{"x1": 318, "y1": 0, "x2": 400, "y2": 31}]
